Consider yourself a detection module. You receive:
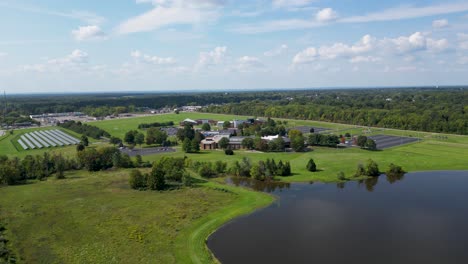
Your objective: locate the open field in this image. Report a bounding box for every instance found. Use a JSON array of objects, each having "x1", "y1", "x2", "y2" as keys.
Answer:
[
  {"x1": 0, "y1": 127, "x2": 100, "y2": 158},
  {"x1": 0, "y1": 170, "x2": 273, "y2": 263}
]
